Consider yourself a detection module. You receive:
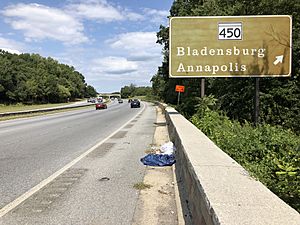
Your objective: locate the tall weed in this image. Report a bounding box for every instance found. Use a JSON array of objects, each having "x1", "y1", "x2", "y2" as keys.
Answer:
[{"x1": 189, "y1": 97, "x2": 300, "y2": 212}]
